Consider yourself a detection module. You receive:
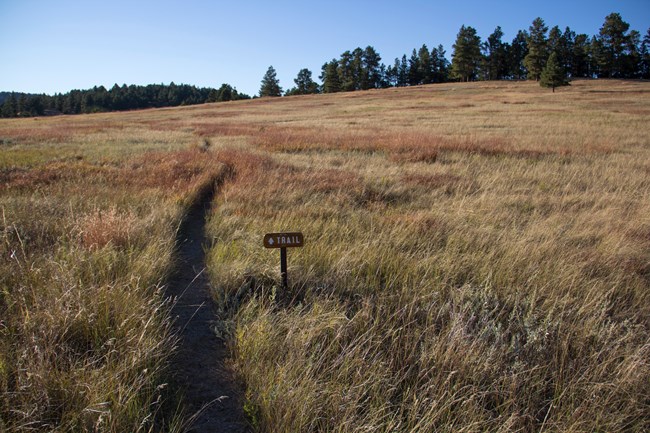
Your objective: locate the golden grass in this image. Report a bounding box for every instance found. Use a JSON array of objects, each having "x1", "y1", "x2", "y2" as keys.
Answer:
[
  {"x1": 1, "y1": 79, "x2": 649, "y2": 432},
  {"x1": 200, "y1": 80, "x2": 649, "y2": 432},
  {"x1": 0, "y1": 129, "x2": 226, "y2": 430}
]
